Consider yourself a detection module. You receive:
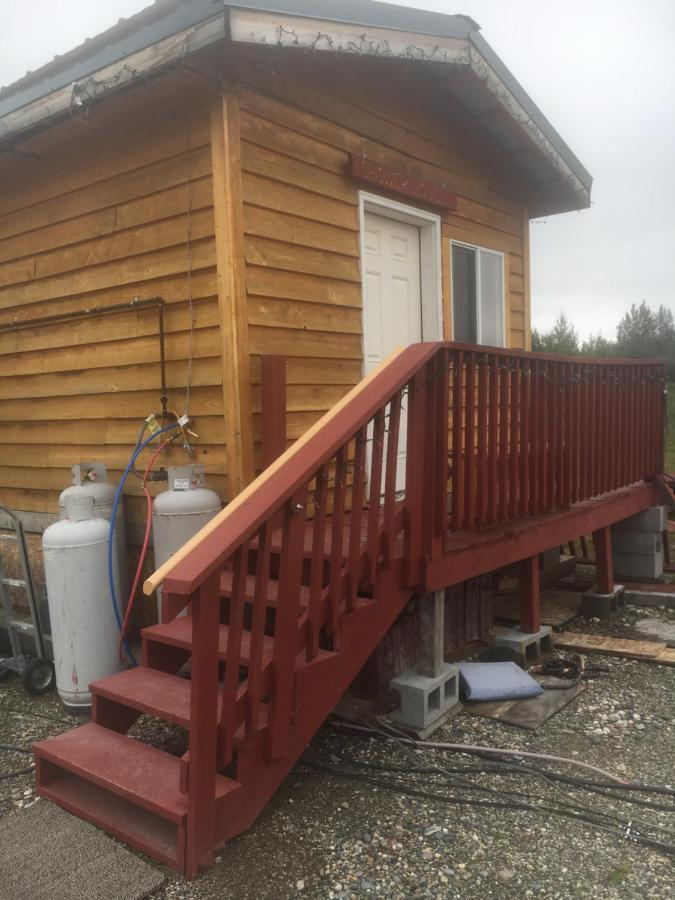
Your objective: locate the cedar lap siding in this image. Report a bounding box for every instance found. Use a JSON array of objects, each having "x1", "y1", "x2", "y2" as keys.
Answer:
[{"x1": 0, "y1": 7, "x2": 590, "y2": 532}]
